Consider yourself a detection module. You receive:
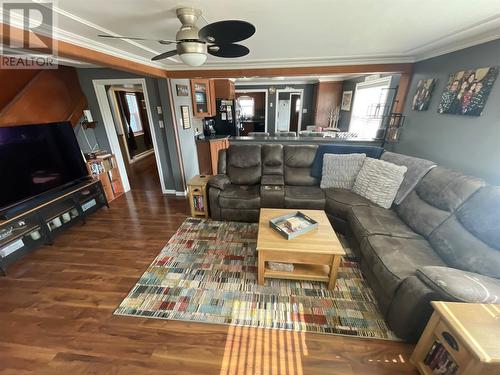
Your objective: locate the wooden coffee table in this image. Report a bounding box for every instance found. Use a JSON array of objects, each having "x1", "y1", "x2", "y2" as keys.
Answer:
[{"x1": 256, "y1": 208, "x2": 345, "y2": 289}]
